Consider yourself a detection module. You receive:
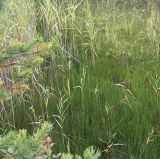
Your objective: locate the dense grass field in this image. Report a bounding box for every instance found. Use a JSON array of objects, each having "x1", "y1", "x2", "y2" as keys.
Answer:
[{"x1": 0, "y1": 0, "x2": 160, "y2": 158}]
